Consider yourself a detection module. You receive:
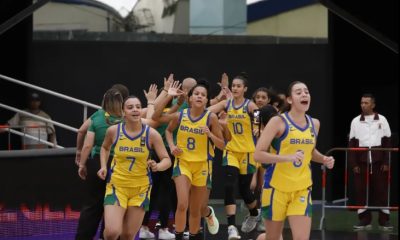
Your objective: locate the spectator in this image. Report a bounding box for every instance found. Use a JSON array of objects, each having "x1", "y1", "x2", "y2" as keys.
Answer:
[
  {"x1": 7, "y1": 92, "x2": 56, "y2": 149},
  {"x1": 348, "y1": 93, "x2": 393, "y2": 231}
]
